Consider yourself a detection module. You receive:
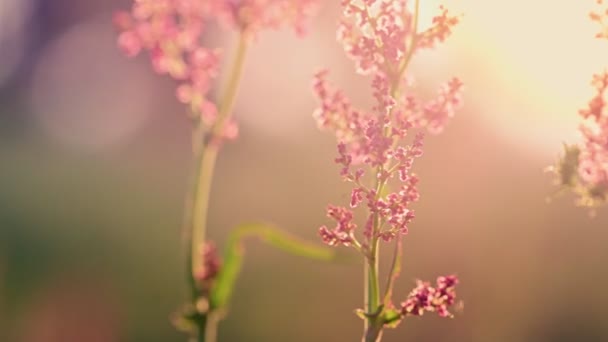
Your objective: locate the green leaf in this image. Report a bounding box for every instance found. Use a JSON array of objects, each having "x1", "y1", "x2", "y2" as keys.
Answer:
[
  {"x1": 210, "y1": 223, "x2": 336, "y2": 309},
  {"x1": 382, "y1": 308, "x2": 403, "y2": 329},
  {"x1": 355, "y1": 308, "x2": 367, "y2": 320}
]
